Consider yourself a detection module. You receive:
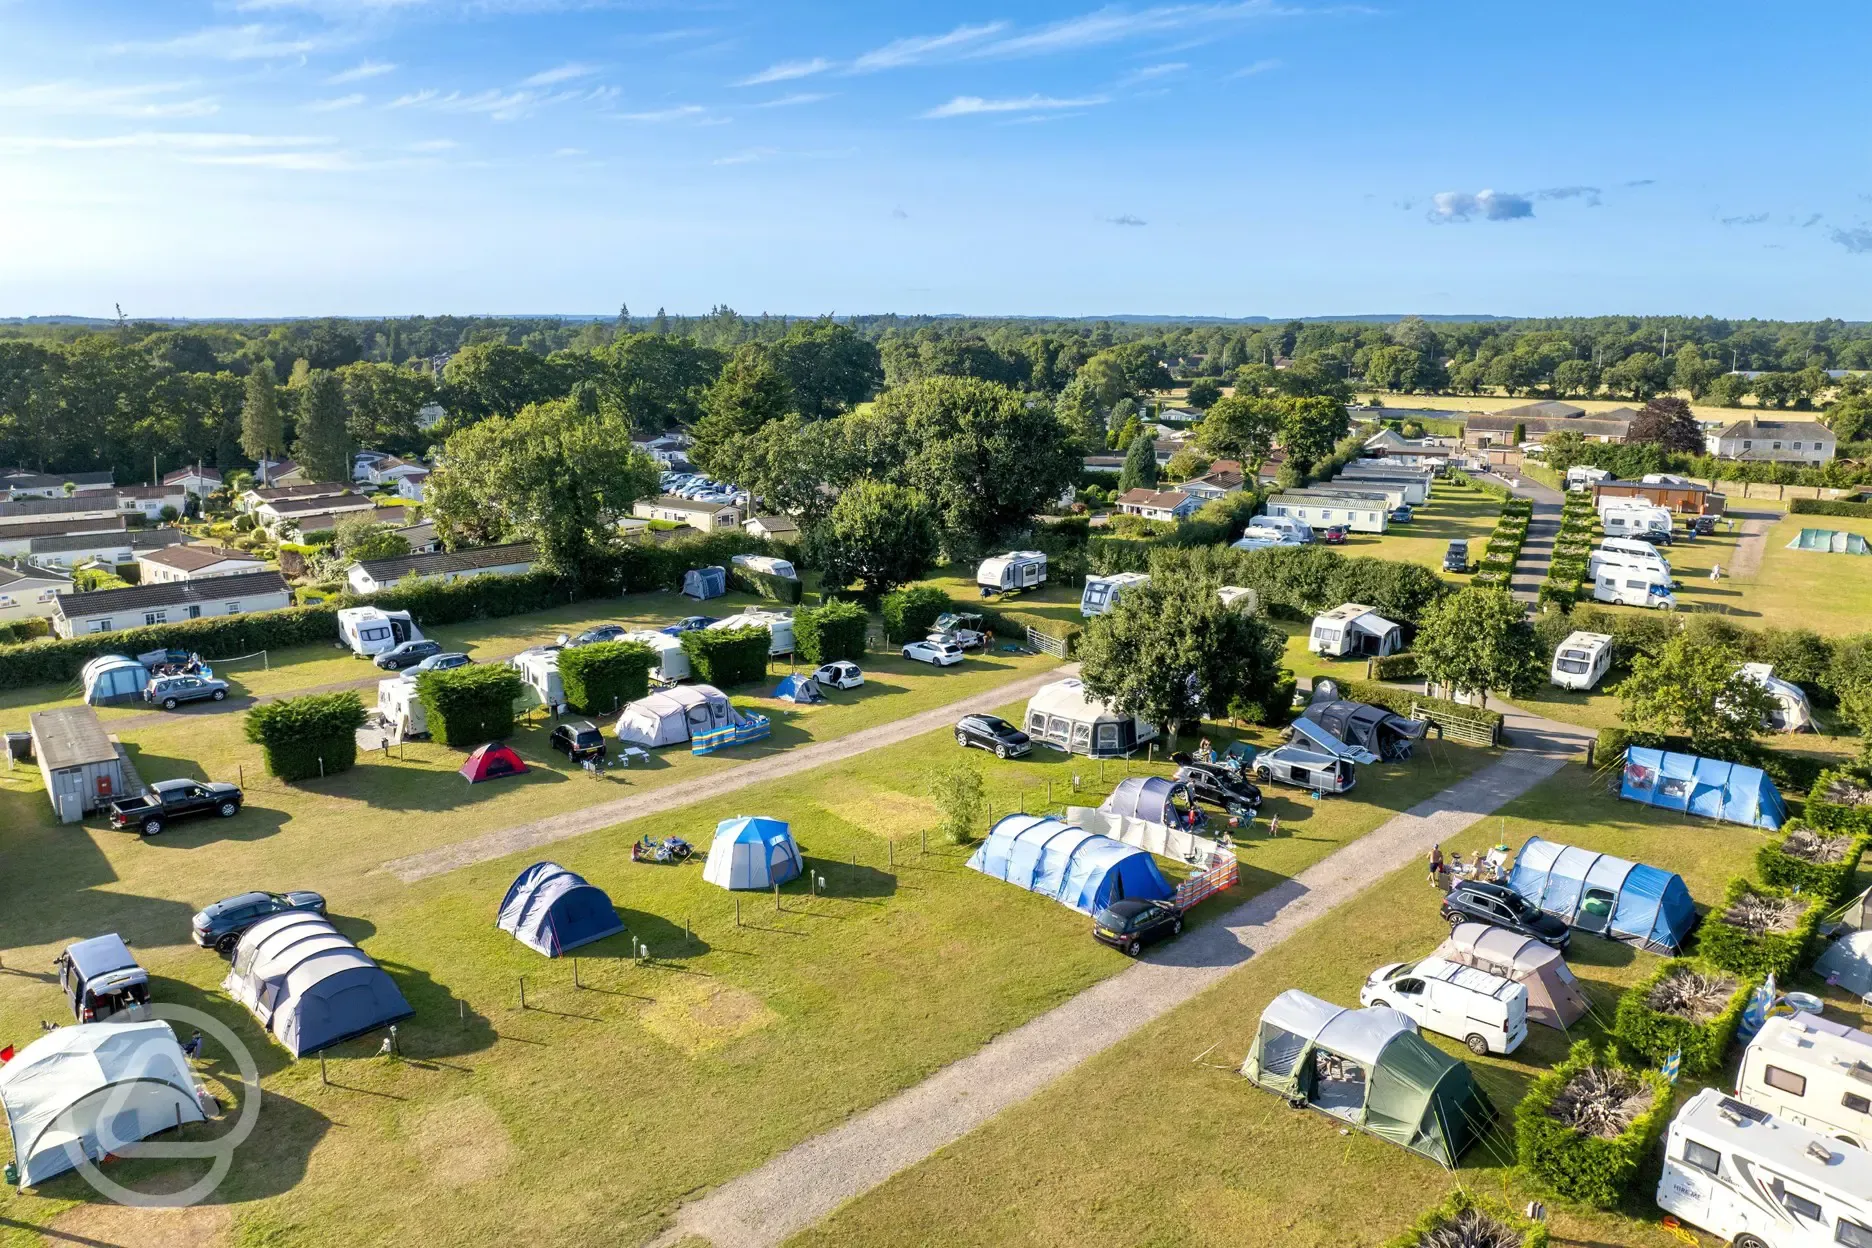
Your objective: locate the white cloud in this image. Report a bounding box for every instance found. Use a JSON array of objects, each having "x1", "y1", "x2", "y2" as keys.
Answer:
[
  {"x1": 850, "y1": 22, "x2": 1008, "y2": 72},
  {"x1": 734, "y1": 58, "x2": 831, "y2": 87},
  {"x1": 184, "y1": 150, "x2": 357, "y2": 171},
  {"x1": 1228, "y1": 57, "x2": 1280, "y2": 77},
  {"x1": 976, "y1": 3, "x2": 1298, "y2": 59},
  {"x1": 409, "y1": 138, "x2": 458, "y2": 151},
  {"x1": 614, "y1": 104, "x2": 705, "y2": 122},
  {"x1": 921, "y1": 94, "x2": 1109, "y2": 119},
  {"x1": 387, "y1": 84, "x2": 611, "y2": 121},
  {"x1": 714, "y1": 146, "x2": 777, "y2": 166},
  {"x1": 108, "y1": 24, "x2": 333, "y2": 61},
  {"x1": 522, "y1": 62, "x2": 600, "y2": 87},
  {"x1": 306, "y1": 93, "x2": 366, "y2": 111},
  {"x1": 327, "y1": 60, "x2": 397, "y2": 84},
  {"x1": 754, "y1": 92, "x2": 831, "y2": 108},
  {"x1": 1120, "y1": 61, "x2": 1187, "y2": 84},
  {"x1": 0, "y1": 82, "x2": 219, "y2": 119},
  {"x1": 388, "y1": 89, "x2": 440, "y2": 108},
  {"x1": 551, "y1": 146, "x2": 586, "y2": 156}
]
